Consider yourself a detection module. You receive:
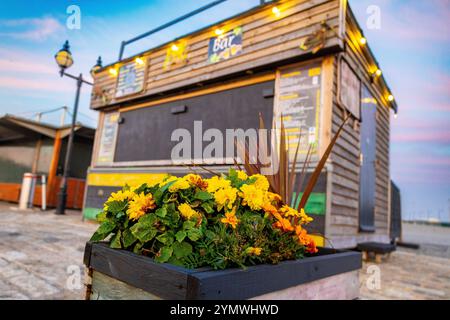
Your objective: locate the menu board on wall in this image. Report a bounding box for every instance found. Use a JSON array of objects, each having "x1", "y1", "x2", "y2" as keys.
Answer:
[
  {"x1": 97, "y1": 112, "x2": 119, "y2": 164},
  {"x1": 115, "y1": 60, "x2": 146, "y2": 98},
  {"x1": 340, "y1": 60, "x2": 361, "y2": 119},
  {"x1": 274, "y1": 62, "x2": 322, "y2": 160}
]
